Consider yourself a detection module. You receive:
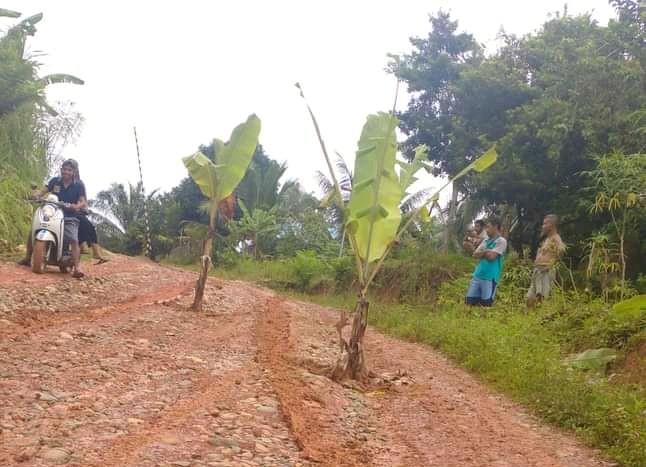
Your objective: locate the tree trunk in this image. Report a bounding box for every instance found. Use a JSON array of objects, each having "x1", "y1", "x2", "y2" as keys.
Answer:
[
  {"x1": 331, "y1": 296, "x2": 369, "y2": 381},
  {"x1": 443, "y1": 183, "x2": 458, "y2": 253},
  {"x1": 619, "y1": 209, "x2": 626, "y2": 301},
  {"x1": 191, "y1": 205, "x2": 218, "y2": 312}
]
